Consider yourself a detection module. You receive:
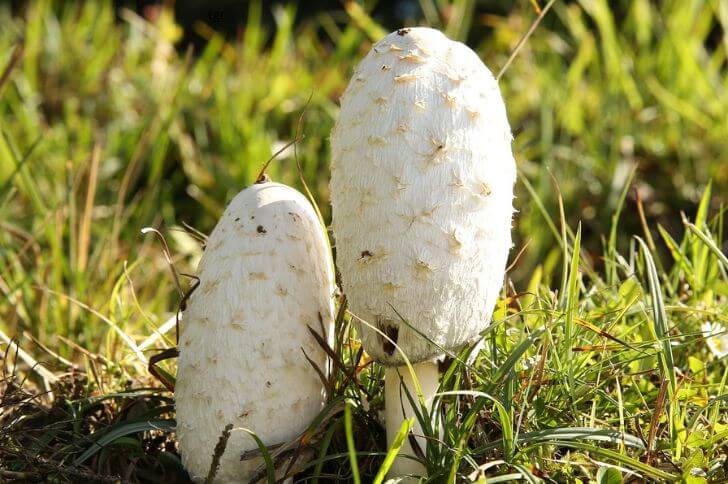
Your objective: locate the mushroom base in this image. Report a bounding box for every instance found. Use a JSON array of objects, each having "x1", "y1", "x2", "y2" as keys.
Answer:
[{"x1": 384, "y1": 361, "x2": 441, "y2": 480}]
